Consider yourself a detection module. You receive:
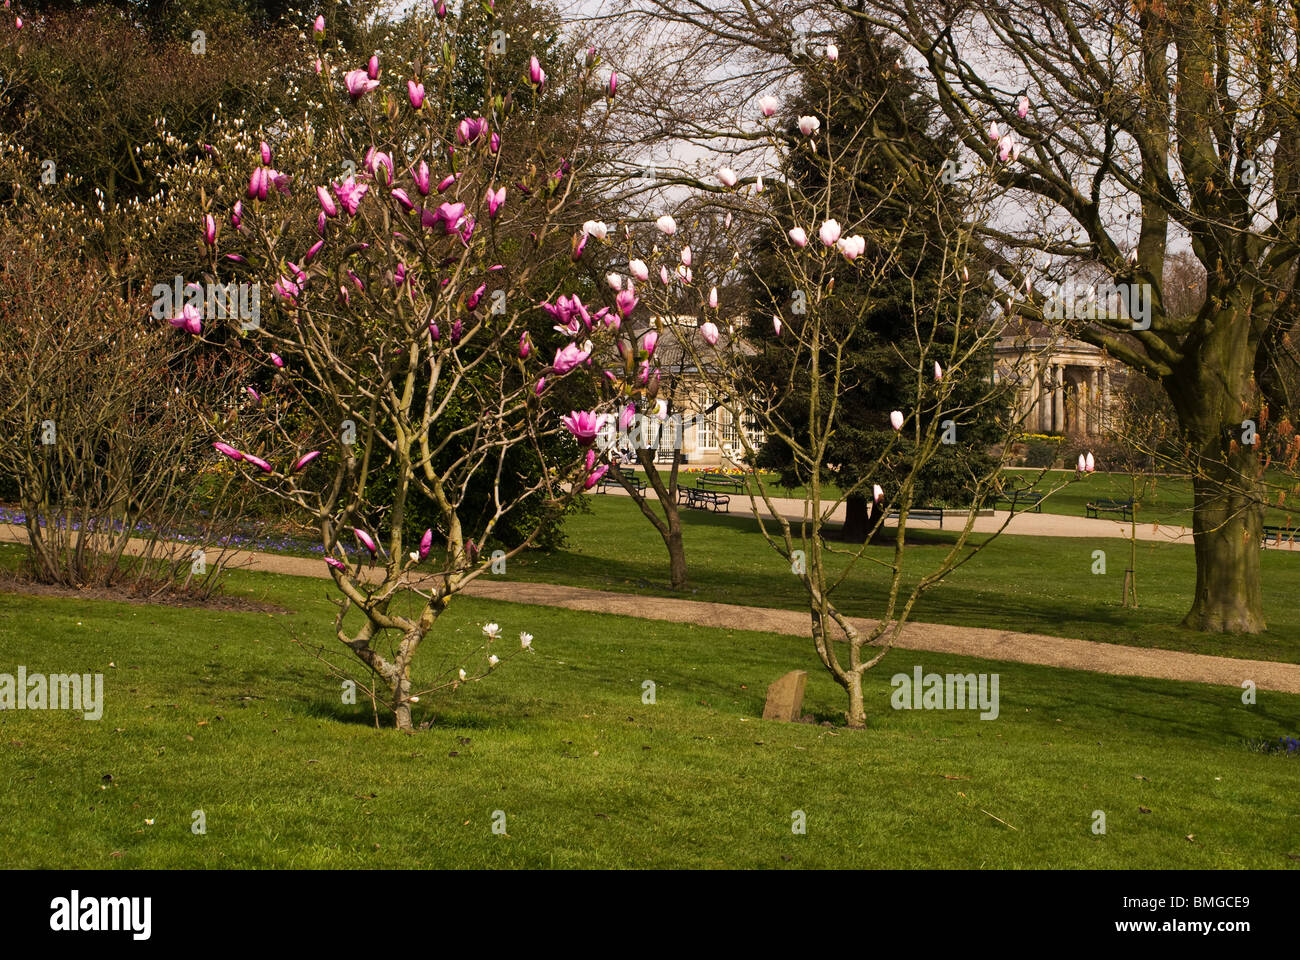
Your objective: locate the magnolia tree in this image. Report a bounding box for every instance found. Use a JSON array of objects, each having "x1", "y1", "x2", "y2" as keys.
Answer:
[
  {"x1": 560, "y1": 226, "x2": 719, "y2": 591},
  {"x1": 611, "y1": 65, "x2": 1050, "y2": 726},
  {"x1": 184, "y1": 12, "x2": 618, "y2": 730}
]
